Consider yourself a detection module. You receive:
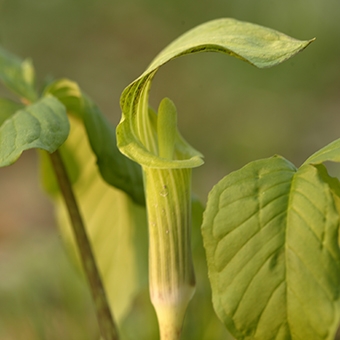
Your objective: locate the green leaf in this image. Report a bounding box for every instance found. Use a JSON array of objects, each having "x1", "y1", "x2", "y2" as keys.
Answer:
[
  {"x1": 0, "y1": 98, "x2": 24, "y2": 126},
  {"x1": 44, "y1": 78, "x2": 145, "y2": 205},
  {"x1": 0, "y1": 96, "x2": 69, "y2": 167},
  {"x1": 0, "y1": 46, "x2": 38, "y2": 102},
  {"x1": 303, "y1": 138, "x2": 340, "y2": 166},
  {"x1": 183, "y1": 196, "x2": 234, "y2": 340},
  {"x1": 145, "y1": 18, "x2": 314, "y2": 72},
  {"x1": 117, "y1": 18, "x2": 314, "y2": 168},
  {"x1": 41, "y1": 115, "x2": 148, "y2": 326},
  {"x1": 202, "y1": 155, "x2": 340, "y2": 340}
]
